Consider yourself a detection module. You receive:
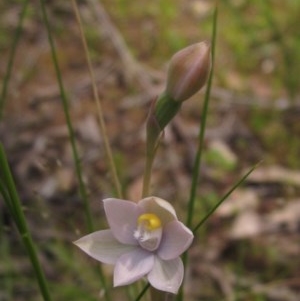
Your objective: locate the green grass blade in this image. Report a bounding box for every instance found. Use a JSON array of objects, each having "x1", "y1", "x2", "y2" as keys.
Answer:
[
  {"x1": 186, "y1": 6, "x2": 218, "y2": 229},
  {"x1": 0, "y1": 0, "x2": 29, "y2": 119},
  {"x1": 38, "y1": 0, "x2": 94, "y2": 233},
  {"x1": 177, "y1": 7, "x2": 218, "y2": 301},
  {"x1": 193, "y1": 162, "x2": 260, "y2": 233},
  {"x1": 0, "y1": 143, "x2": 52, "y2": 301},
  {"x1": 38, "y1": 2, "x2": 111, "y2": 300},
  {"x1": 0, "y1": 145, "x2": 25, "y2": 229},
  {"x1": 0, "y1": 180, "x2": 19, "y2": 224}
]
